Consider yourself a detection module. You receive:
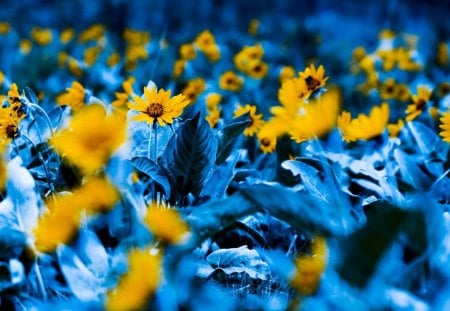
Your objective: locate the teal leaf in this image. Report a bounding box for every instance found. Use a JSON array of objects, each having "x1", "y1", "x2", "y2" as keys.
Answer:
[
  {"x1": 25, "y1": 87, "x2": 39, "y2": 105},
  {"x1": 130, "y1": 157, "x2": 171, "y2": 198},
  {"x1": 200, "y1": 151, "x2": 239, "y2": 200},
  {"x1": 160, "y1": 112, "x2": 217, "y2": 200},
  {"x1": 215, "y1": 120, "x2": 250, "y2": 165},
  {"x1": 239, "y1": 183, "x2": 353, "y2": 236}
]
